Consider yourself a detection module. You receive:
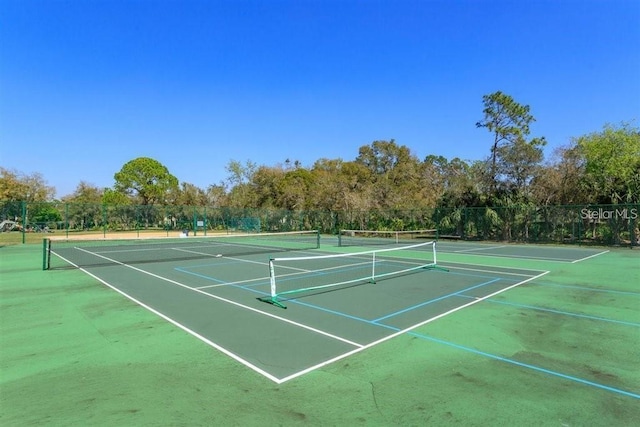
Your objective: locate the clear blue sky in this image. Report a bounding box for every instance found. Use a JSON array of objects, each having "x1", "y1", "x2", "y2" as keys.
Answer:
[{"x1": 1, "y1": 0, "x2": 639, "y2": 198}]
